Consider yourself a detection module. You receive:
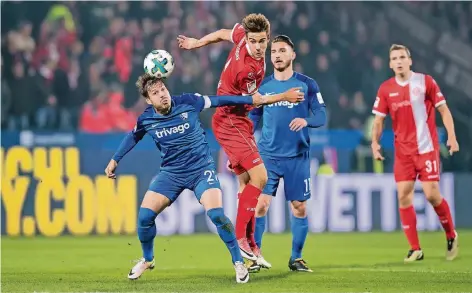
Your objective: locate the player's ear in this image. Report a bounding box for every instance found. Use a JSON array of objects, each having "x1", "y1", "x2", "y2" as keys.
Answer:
[
  {"x1": 292, "y1": 51, "x2": 296, "y2": 61},
  {"x1": 145, "y1": 97, "x2": 152, "y2": 105}
]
